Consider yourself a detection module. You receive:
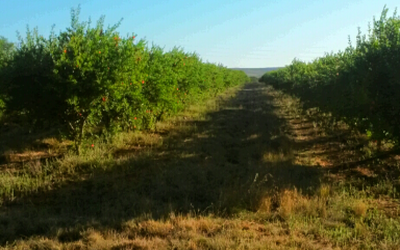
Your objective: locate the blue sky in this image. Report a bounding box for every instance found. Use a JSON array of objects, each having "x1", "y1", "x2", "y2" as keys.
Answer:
[{"x1": 0, "y1": 0, "x2": 399, "y2": 68}]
